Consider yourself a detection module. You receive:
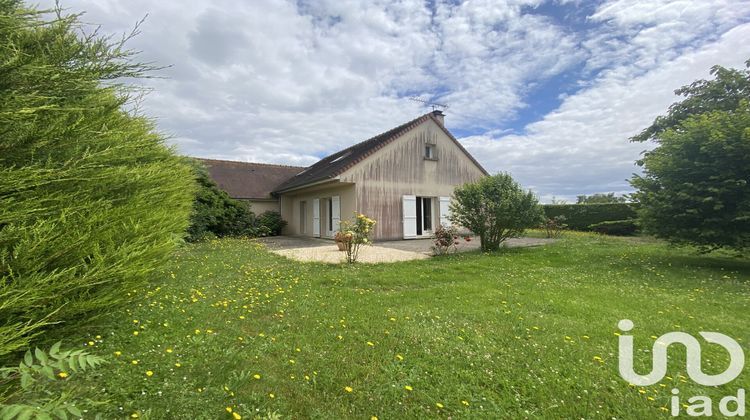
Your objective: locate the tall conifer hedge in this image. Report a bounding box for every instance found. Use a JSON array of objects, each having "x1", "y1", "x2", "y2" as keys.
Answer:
[{"x1": 0, "y1": 2, "x2": 194, "y2": 359}]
